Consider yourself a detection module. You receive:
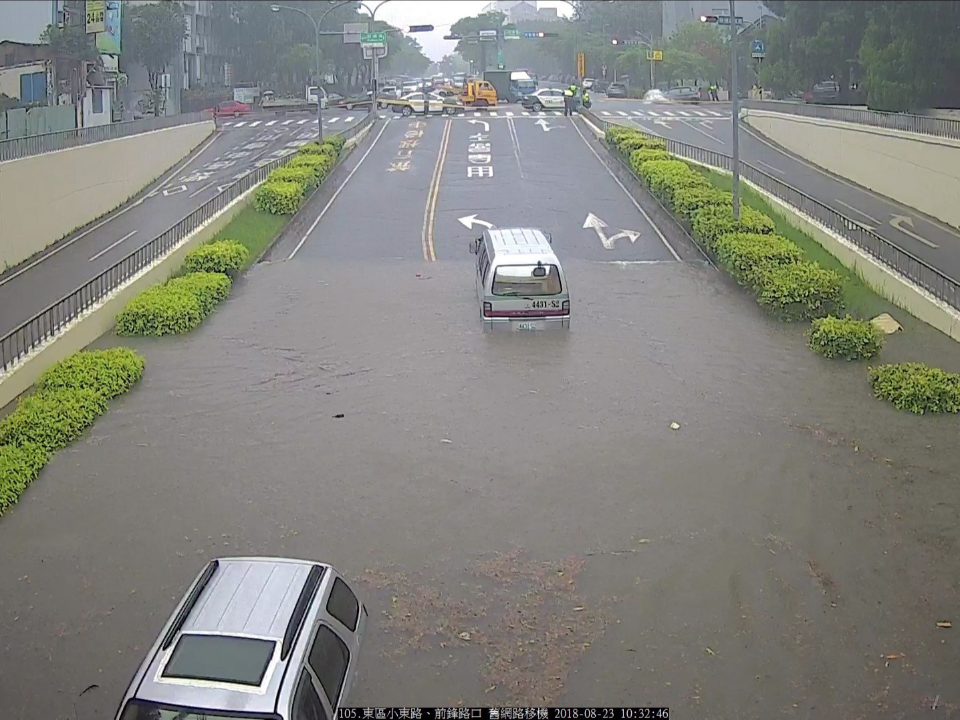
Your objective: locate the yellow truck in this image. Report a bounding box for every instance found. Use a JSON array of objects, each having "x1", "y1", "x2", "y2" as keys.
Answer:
[{"x1": 460, "y1": 79, "x2": 498, "y2": 107}]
